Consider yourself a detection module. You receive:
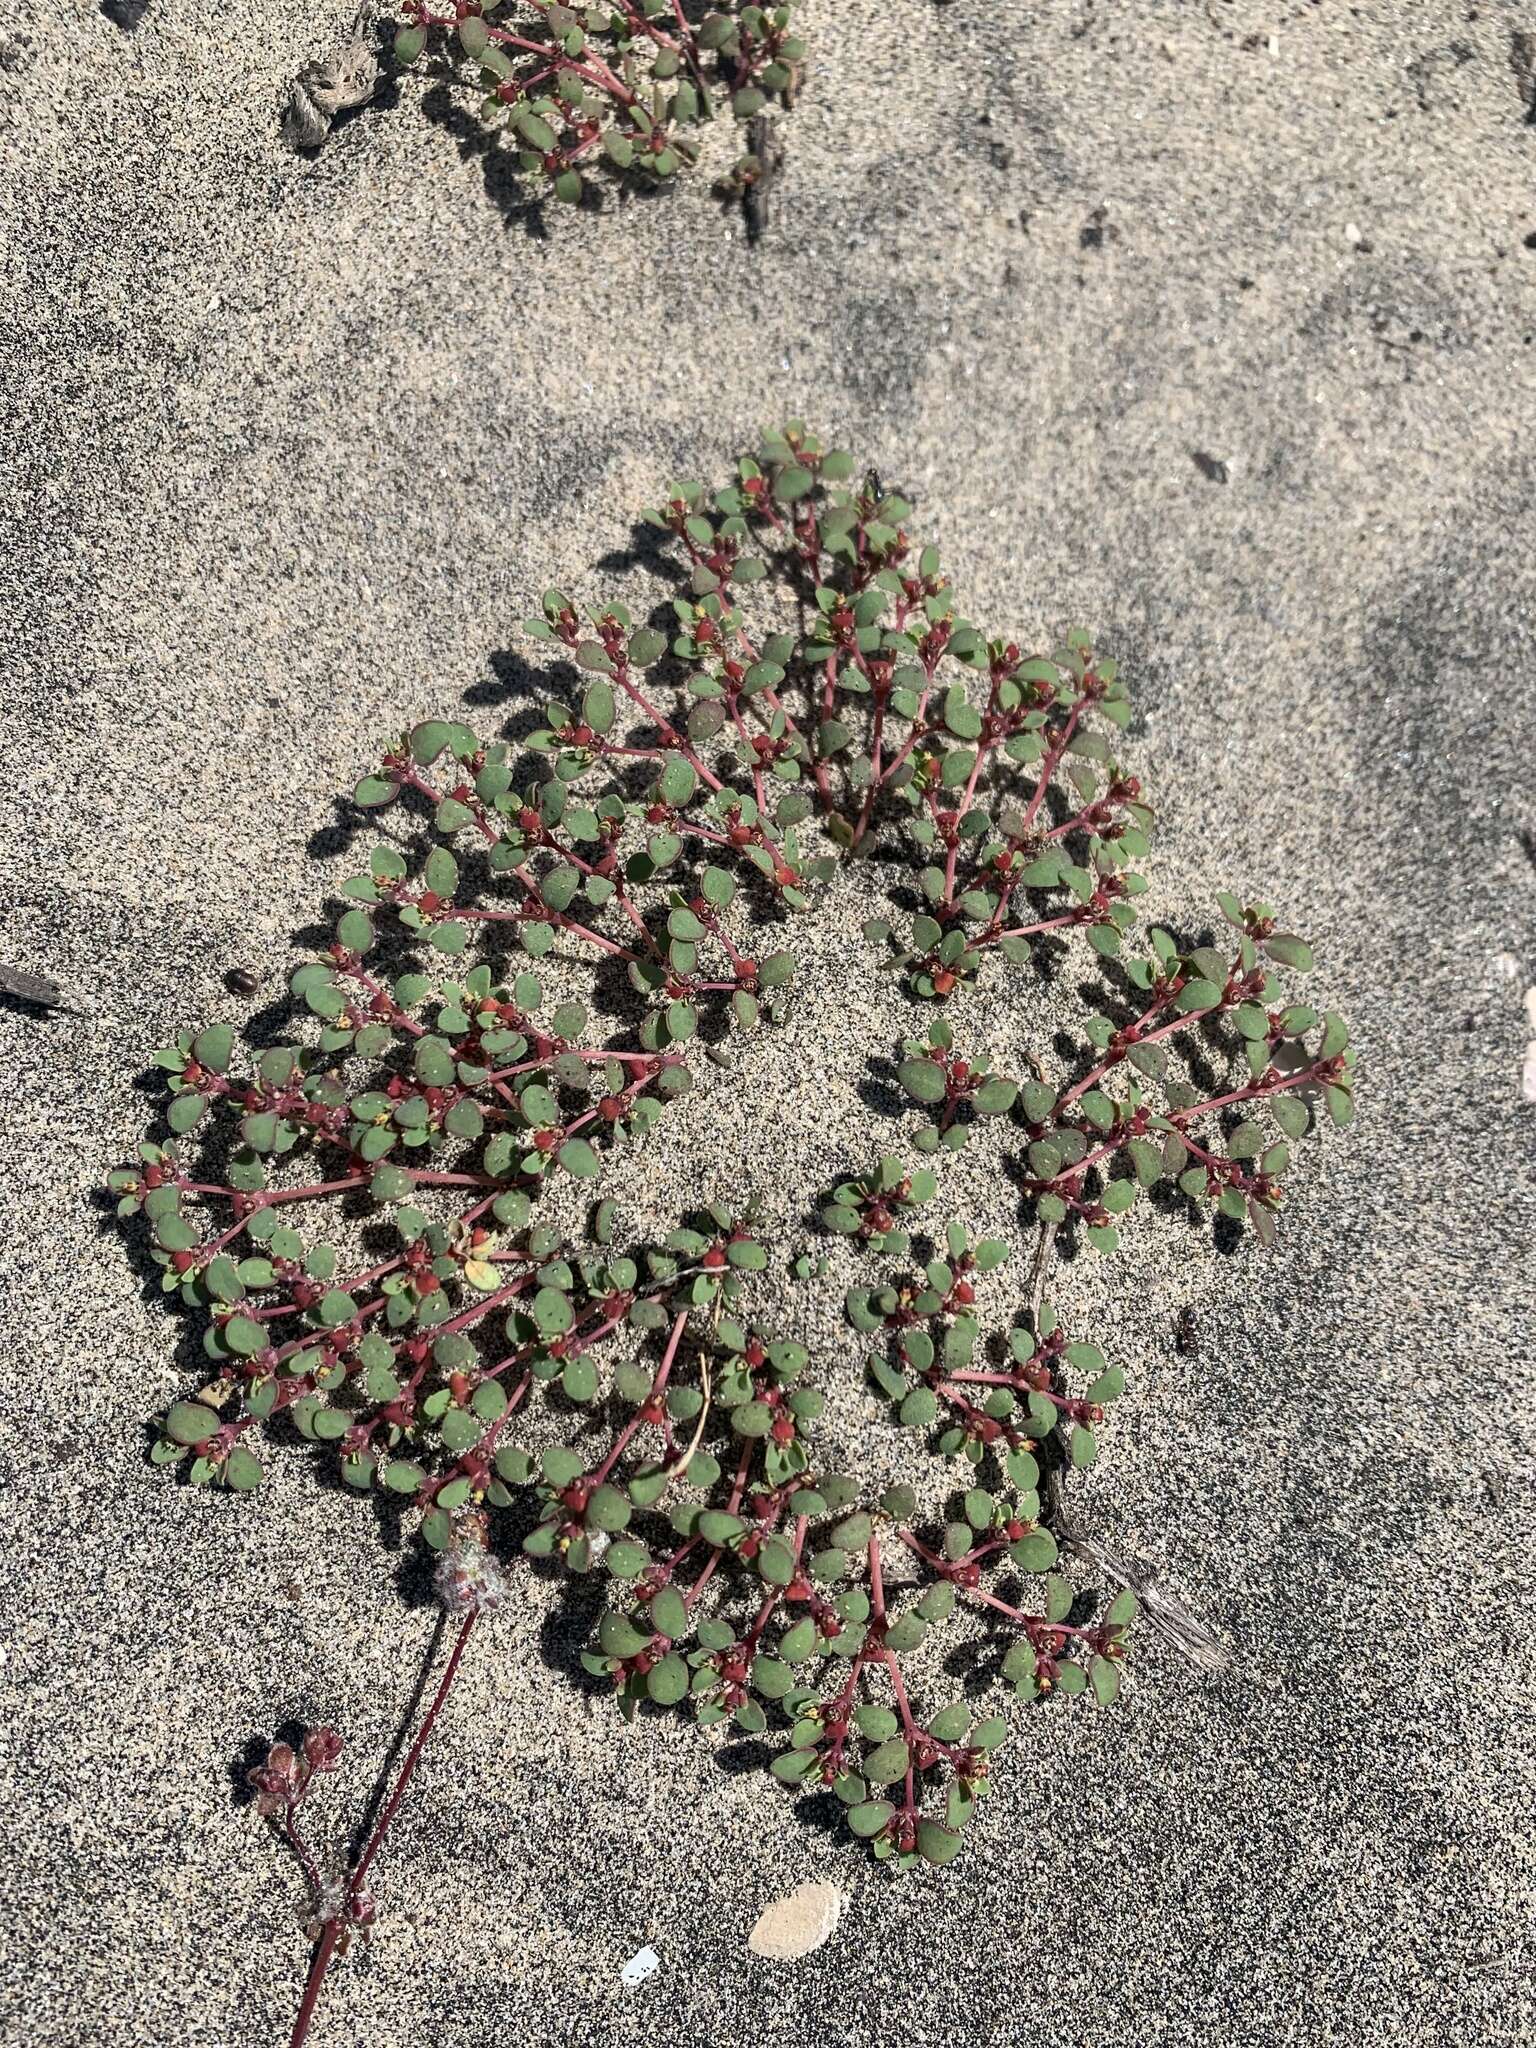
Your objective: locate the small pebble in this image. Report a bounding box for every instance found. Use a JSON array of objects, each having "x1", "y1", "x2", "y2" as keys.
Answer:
[{"x1": 747, "y1": 1881, "x2": 845, "y2": 1960}]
